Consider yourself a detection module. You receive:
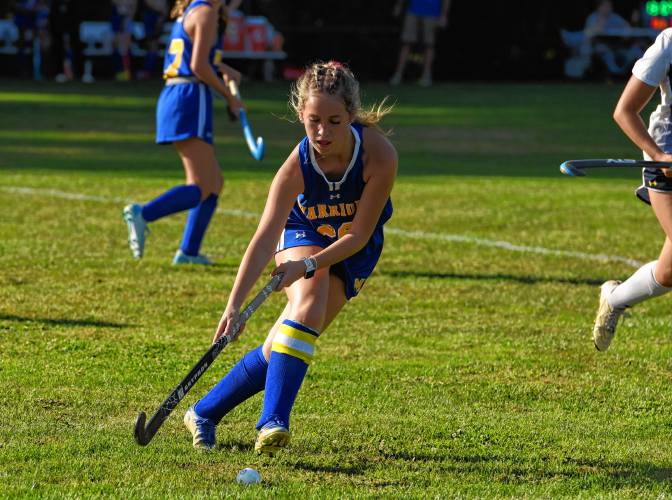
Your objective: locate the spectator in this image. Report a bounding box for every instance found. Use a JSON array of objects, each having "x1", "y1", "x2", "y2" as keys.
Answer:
[
  {"x1": 111, "y1": 0, "x2": 137, "y2": 81},
  {"x1": 389, "y1": 0, "x2": 451, "y2": 87},
  {"x1": 12, "y1": 0, "x2": 48, "y2": 79},
  {"x1": 48, "y1": 0, "x2": 86, "y2": 82},
  {"x1": 563, "y1": 0, "x2": 644, "y2": 79},
  {"x1": 137, "y1": 0, "x2": 167, "y2": 80}
]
